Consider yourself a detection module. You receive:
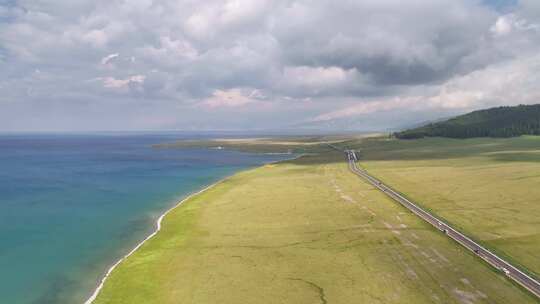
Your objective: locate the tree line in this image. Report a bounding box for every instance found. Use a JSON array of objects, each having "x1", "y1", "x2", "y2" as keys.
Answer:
[{"x1": 395, "y1": 104, "x2": 540, "y2": 139}]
